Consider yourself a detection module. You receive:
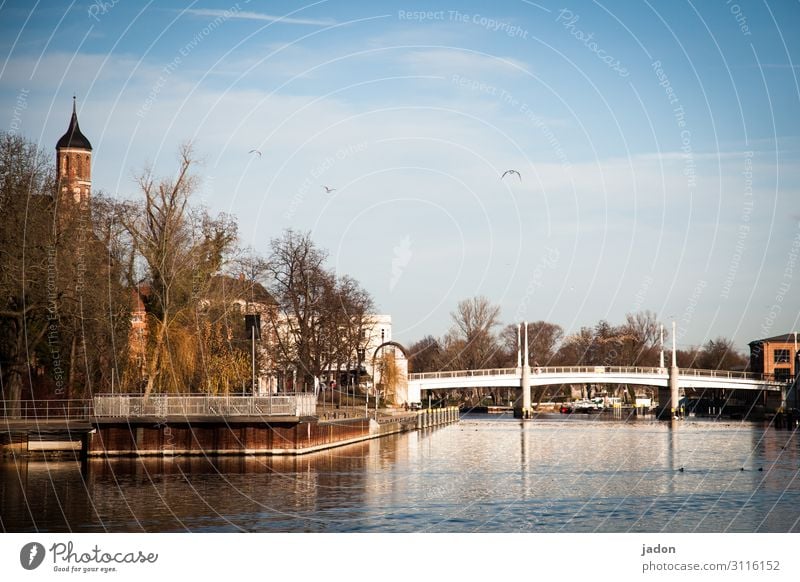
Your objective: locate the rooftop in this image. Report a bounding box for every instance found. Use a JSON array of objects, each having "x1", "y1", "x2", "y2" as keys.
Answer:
[
  {"x1": 748, "y1": 333, "x2": 799, "y2": 345},
  {"x1": 56, "y1": 97, "x2": 92, "y2": 151}
]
